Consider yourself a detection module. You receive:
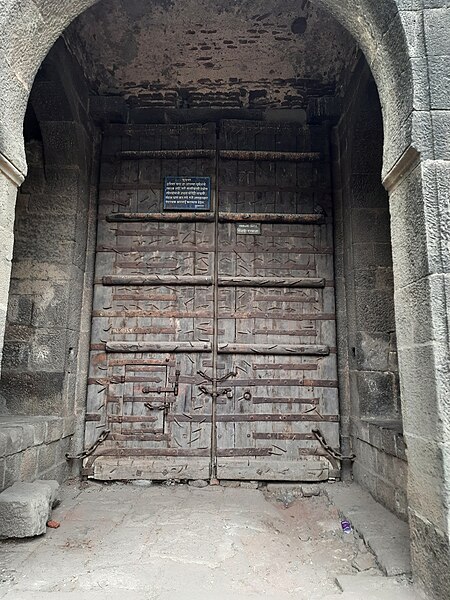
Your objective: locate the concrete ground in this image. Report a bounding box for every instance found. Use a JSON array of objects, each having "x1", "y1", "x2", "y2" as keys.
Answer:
[{"x1": 0, "y1": 481, "x2": 423, "y2": 600}]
